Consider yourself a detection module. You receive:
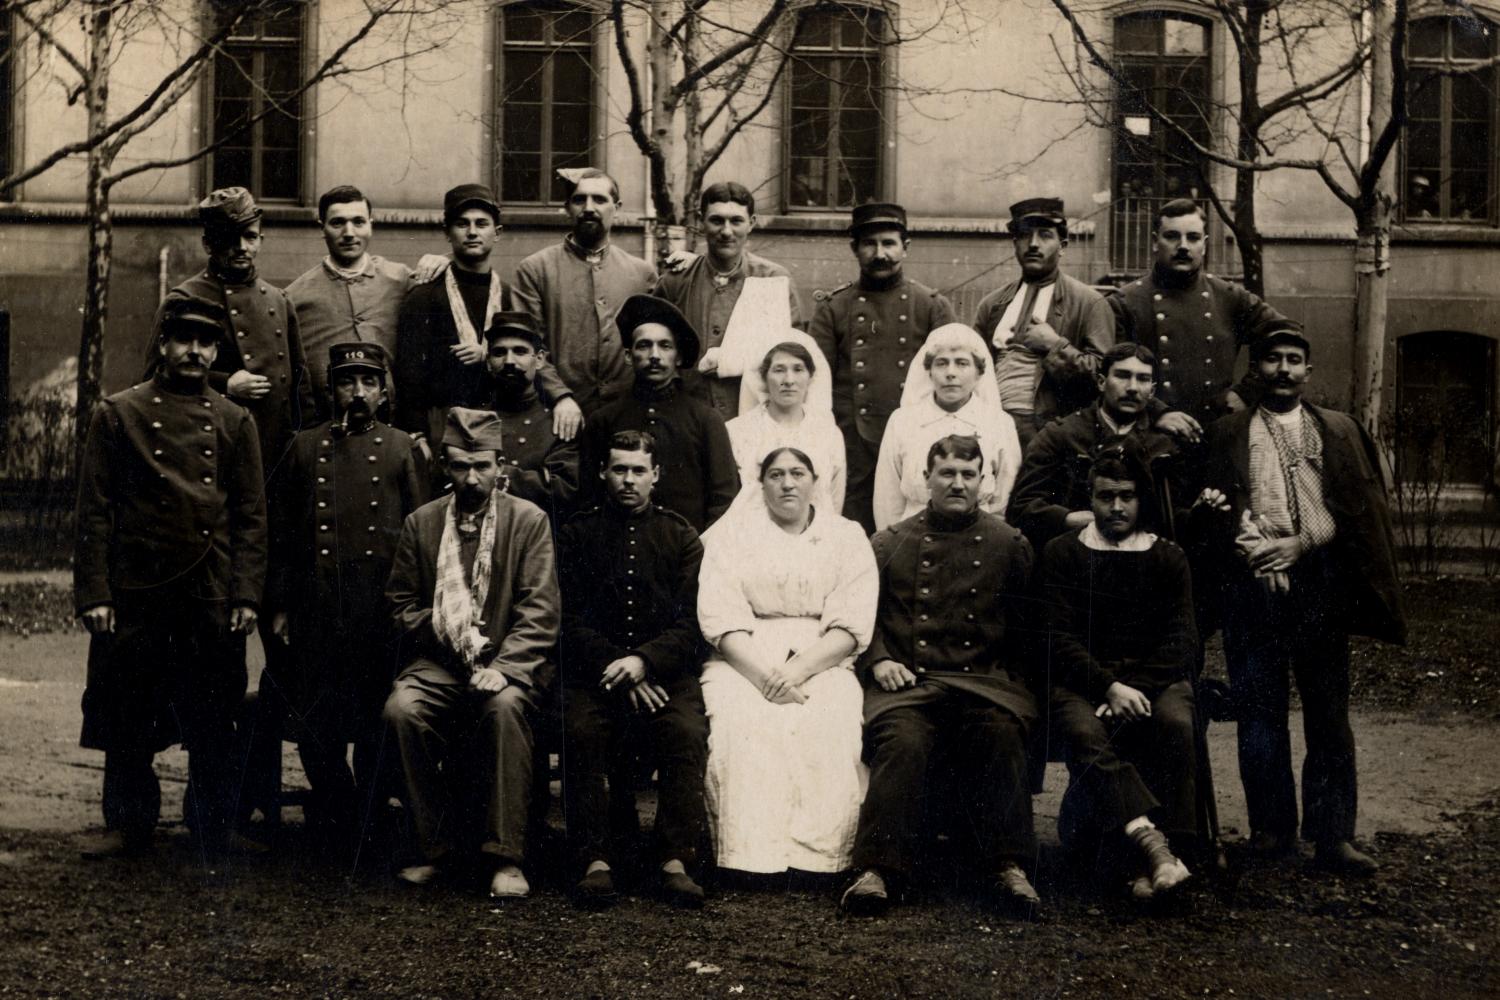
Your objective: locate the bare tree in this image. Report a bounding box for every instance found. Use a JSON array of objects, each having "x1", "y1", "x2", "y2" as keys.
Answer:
[{"x1": 1, "y1": 0, "x2": 467, "y2": 475}]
